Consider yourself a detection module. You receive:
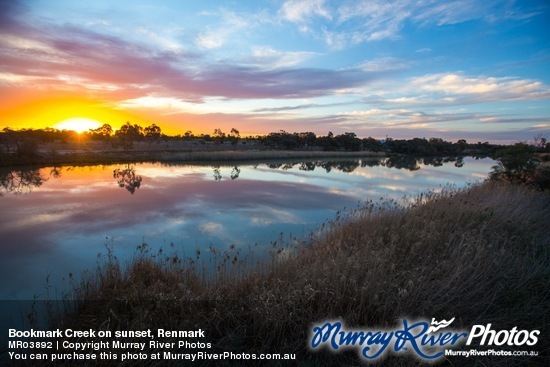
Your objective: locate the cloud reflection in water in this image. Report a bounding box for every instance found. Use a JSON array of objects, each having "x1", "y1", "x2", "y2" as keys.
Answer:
[{"x1": 0, "y1": 157, "x2": 494, "y2": 299}]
